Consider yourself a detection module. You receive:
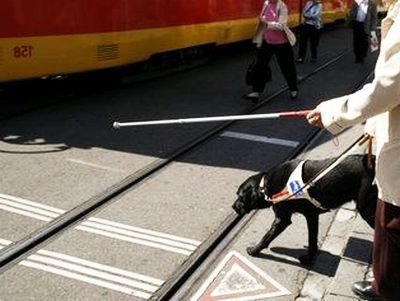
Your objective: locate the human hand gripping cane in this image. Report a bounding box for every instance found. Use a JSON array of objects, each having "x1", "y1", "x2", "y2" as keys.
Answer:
[
  {"x1": 306, "y1": 108, "x2": 324, "y2": 128},
  {"x1": 306, "y1": 108, "x2": 374, "y2": 167}
]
